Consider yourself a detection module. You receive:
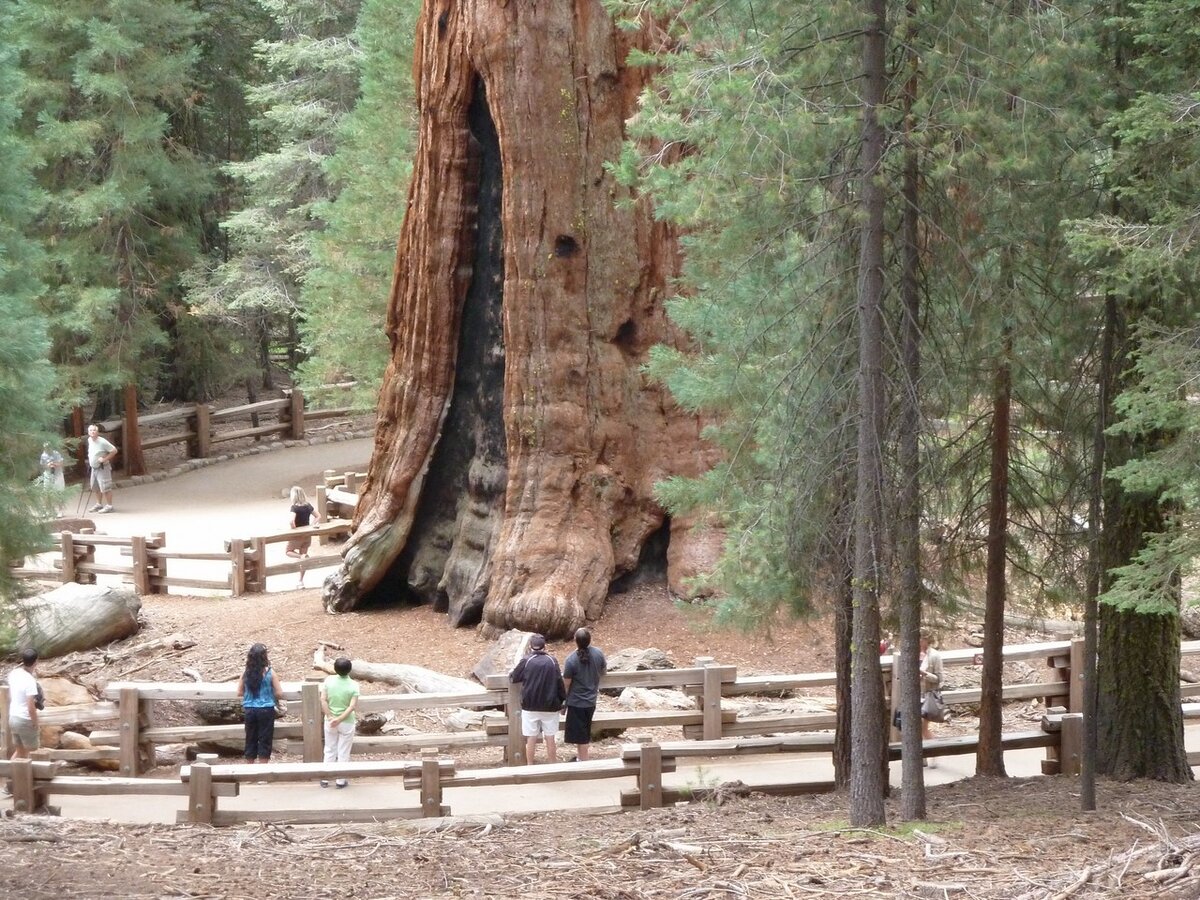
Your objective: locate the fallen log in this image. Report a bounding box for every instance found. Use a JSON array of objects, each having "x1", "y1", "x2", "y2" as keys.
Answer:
[
  {"x1": 3, "y1": 584, "x2": 140, "y2": 657},
  {"x1": 313, "y1": 644, "x2": 480, "y2": 693}
]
